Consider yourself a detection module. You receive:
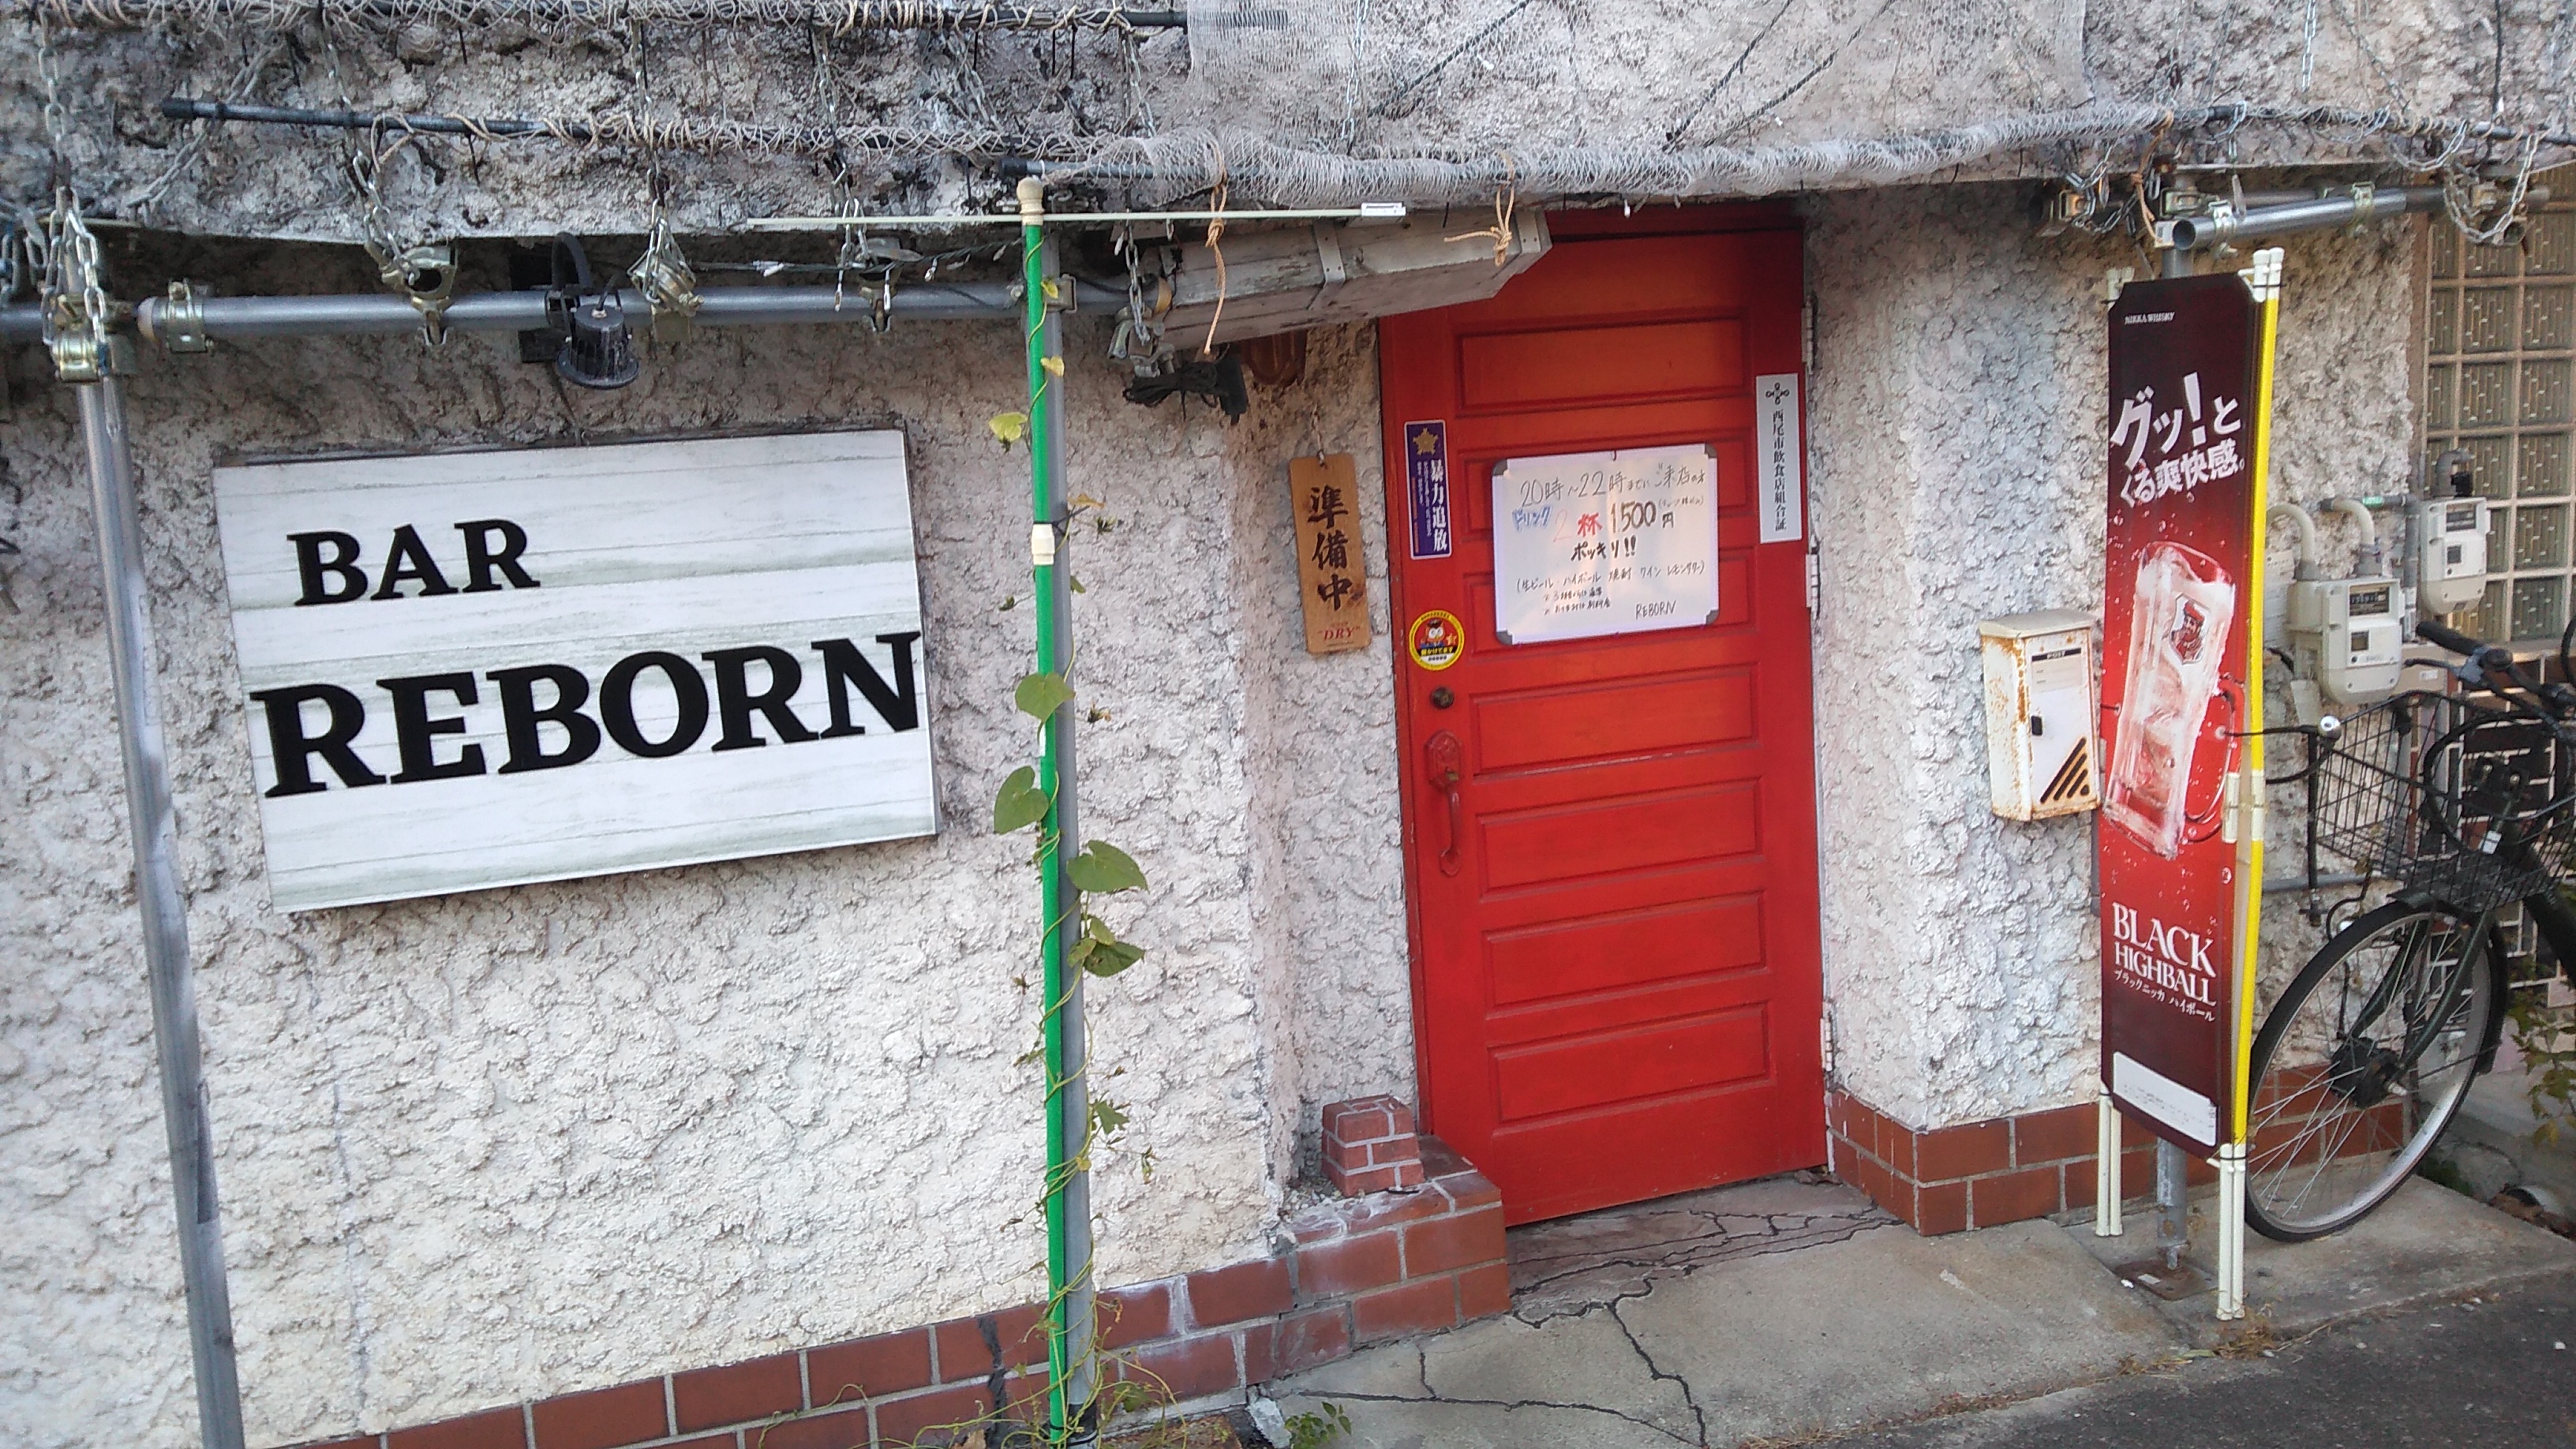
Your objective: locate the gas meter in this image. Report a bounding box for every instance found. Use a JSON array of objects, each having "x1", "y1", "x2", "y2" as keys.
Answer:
[
  {"x1": 2417, "y1": 449, "x2": 2493, "y2": 616},
  {"x1": 2415, "y1": 496, "x2": 2492, "y2": 616},
  {"x1": 2288, "y1": 575, "x2": 2404, "y2": 703}
]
